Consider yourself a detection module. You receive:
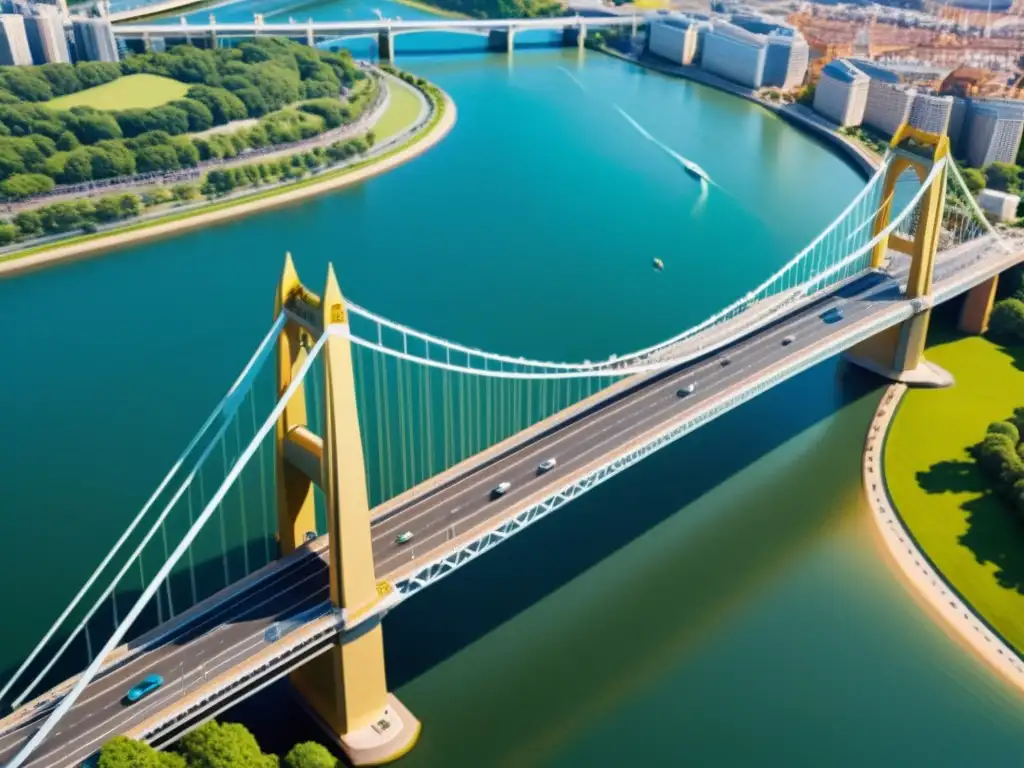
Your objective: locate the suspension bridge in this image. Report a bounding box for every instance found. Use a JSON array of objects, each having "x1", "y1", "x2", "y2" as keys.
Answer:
[{"x1": 0, "y1": 126, "x2": 1021, "y2": 768}]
